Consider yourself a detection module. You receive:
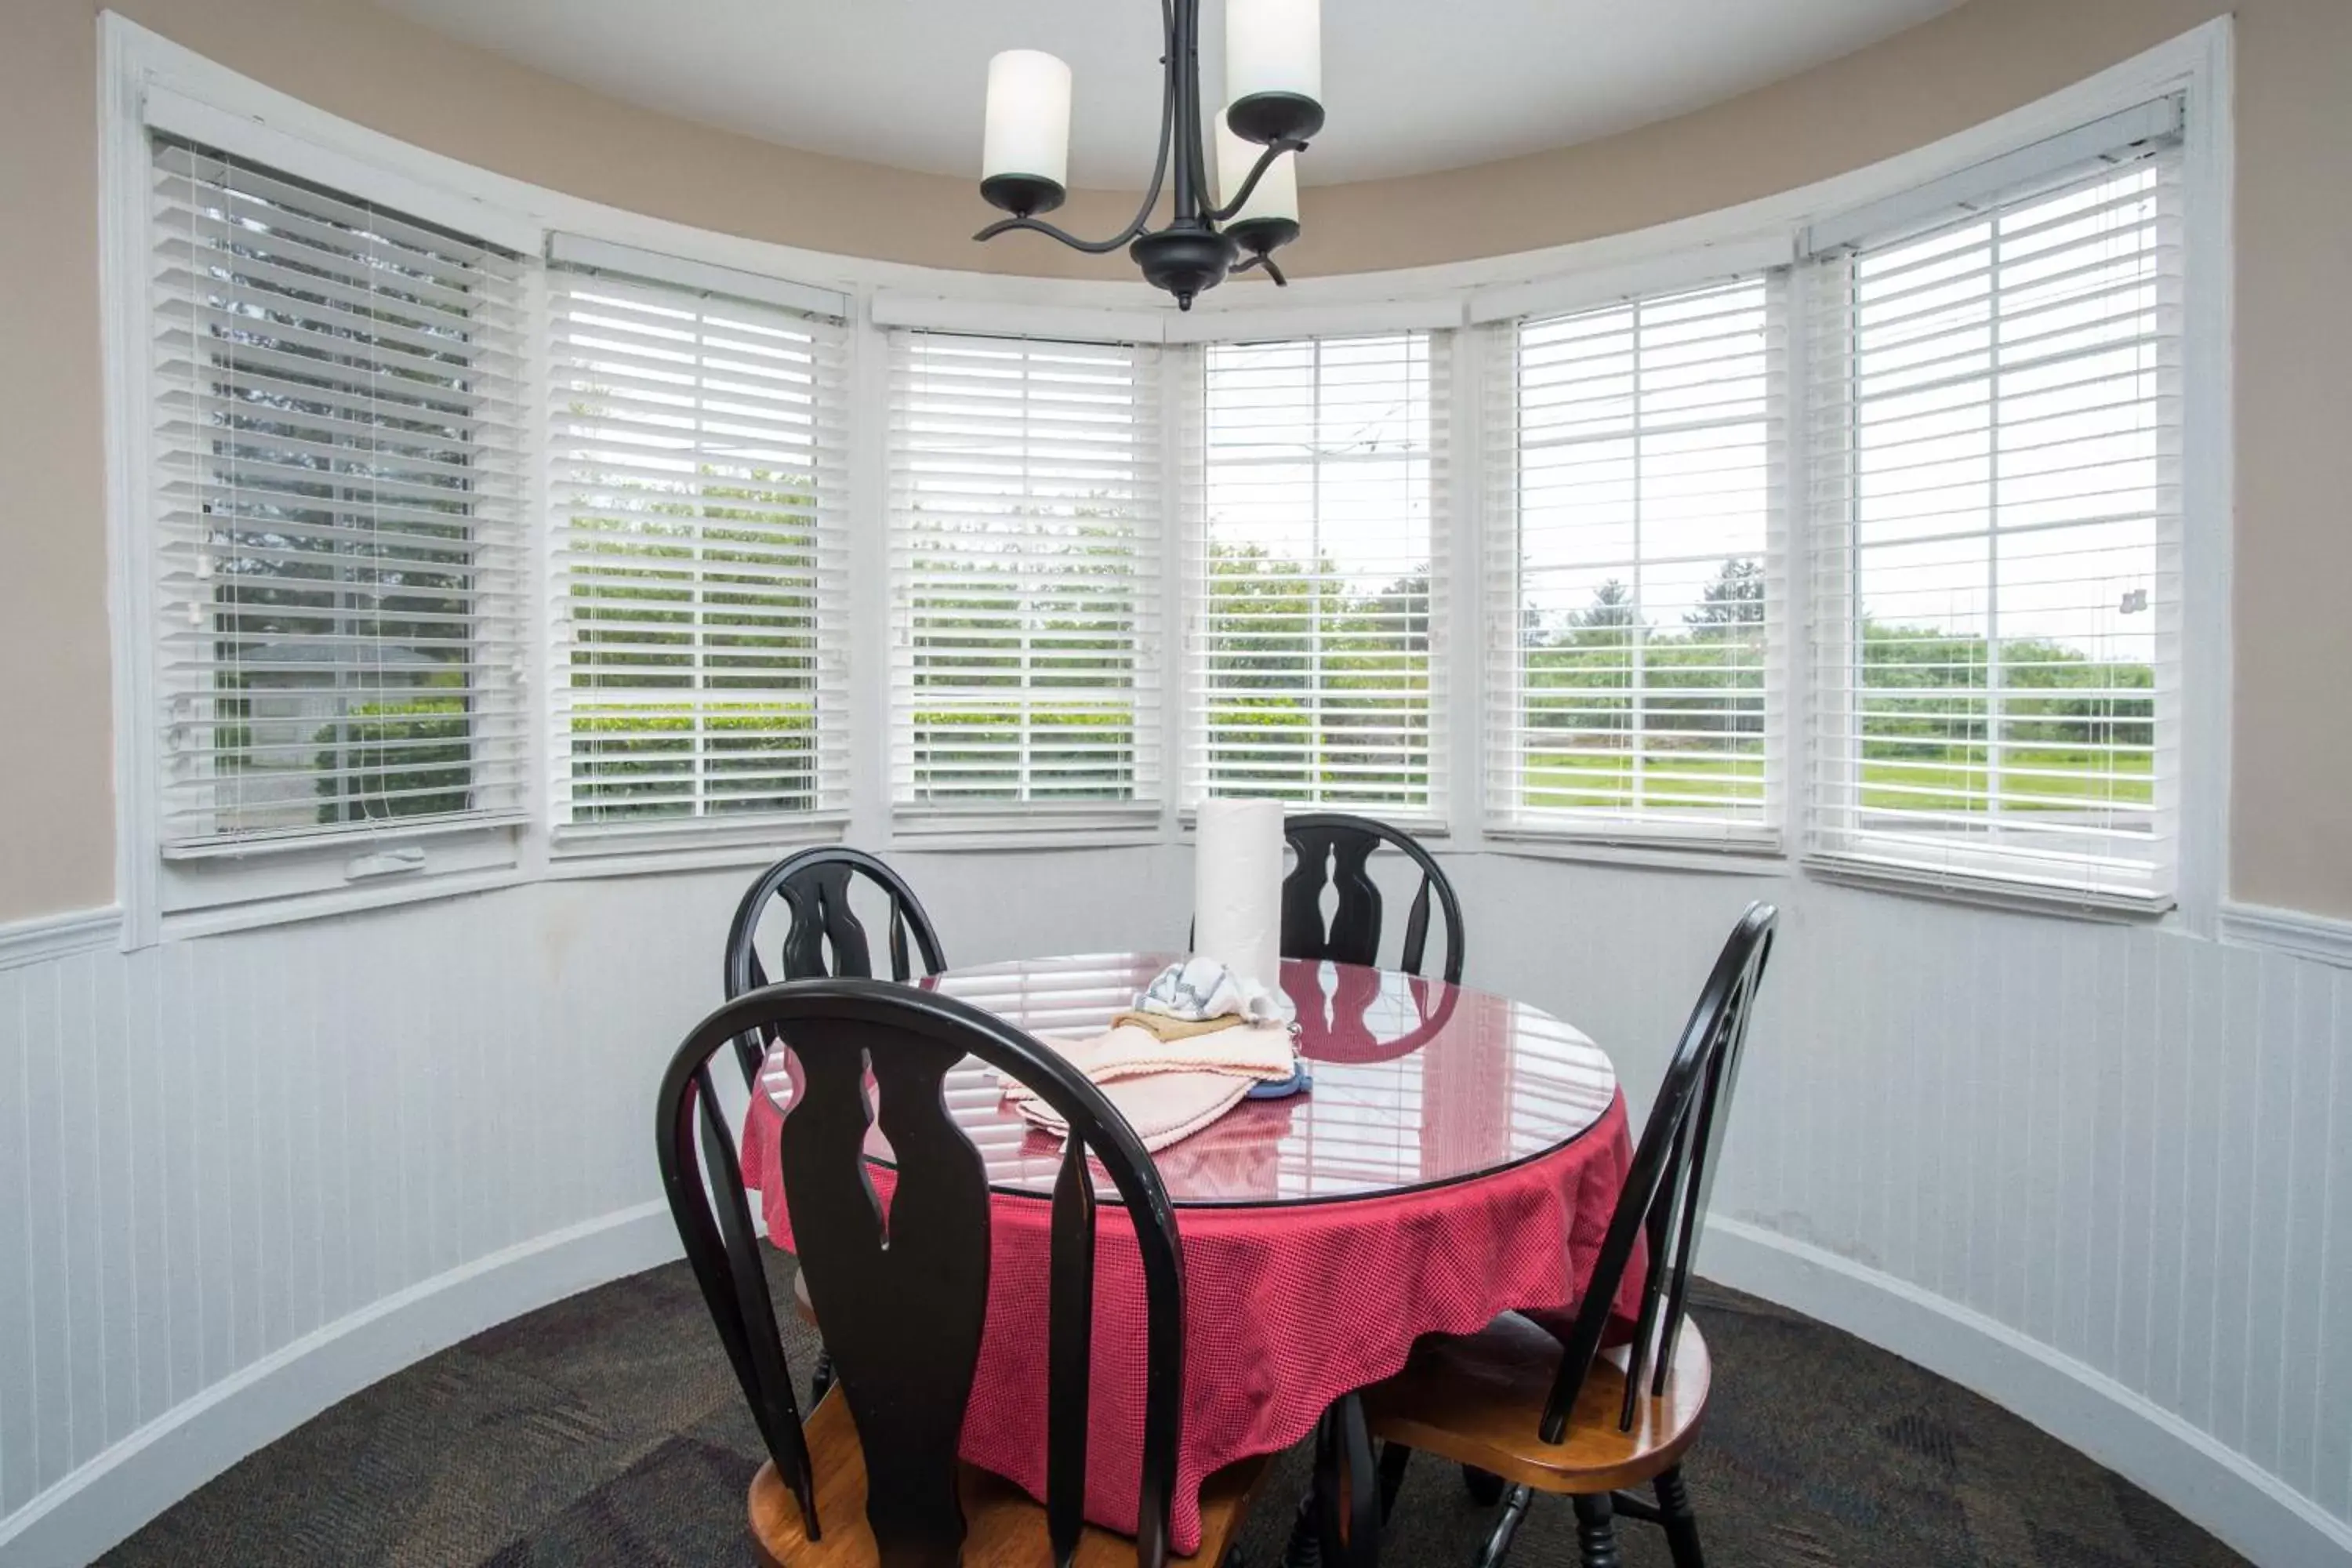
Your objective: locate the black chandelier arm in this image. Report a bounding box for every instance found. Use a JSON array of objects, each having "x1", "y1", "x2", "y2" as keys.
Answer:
[
  {"x1": 1206, "y1": 137, "x2": 1307, "y2": 224},
  {"x1": 1232, "y1": 252, "x2": 1290, "y2": 285},
  {"x1": 972, "y1": 0, "x2": 1182, "y2": 254}
]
